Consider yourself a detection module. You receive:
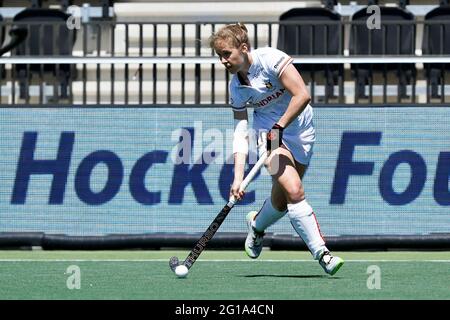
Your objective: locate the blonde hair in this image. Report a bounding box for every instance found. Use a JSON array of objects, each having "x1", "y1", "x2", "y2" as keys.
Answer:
[{"x1": 209, "y1": 23, "x2": 251, "y2": 50}]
